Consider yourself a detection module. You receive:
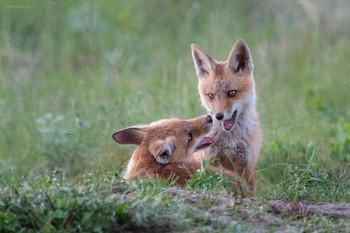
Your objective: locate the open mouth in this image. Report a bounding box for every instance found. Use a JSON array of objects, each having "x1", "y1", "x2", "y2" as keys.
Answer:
[
  {"x1": 223, "y1": 110, "x2": 238, "y2": 131},
  {"x1": 195, "y1": 136, "x2": 213, "y2": 151}
]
